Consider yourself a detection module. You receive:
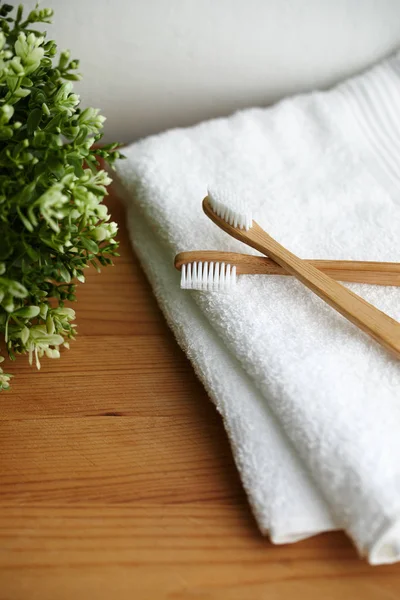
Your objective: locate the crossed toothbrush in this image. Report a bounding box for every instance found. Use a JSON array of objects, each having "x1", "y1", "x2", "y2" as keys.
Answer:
[{"x1": 175, "y1": 187, "x2": 400, "y2": 359}]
